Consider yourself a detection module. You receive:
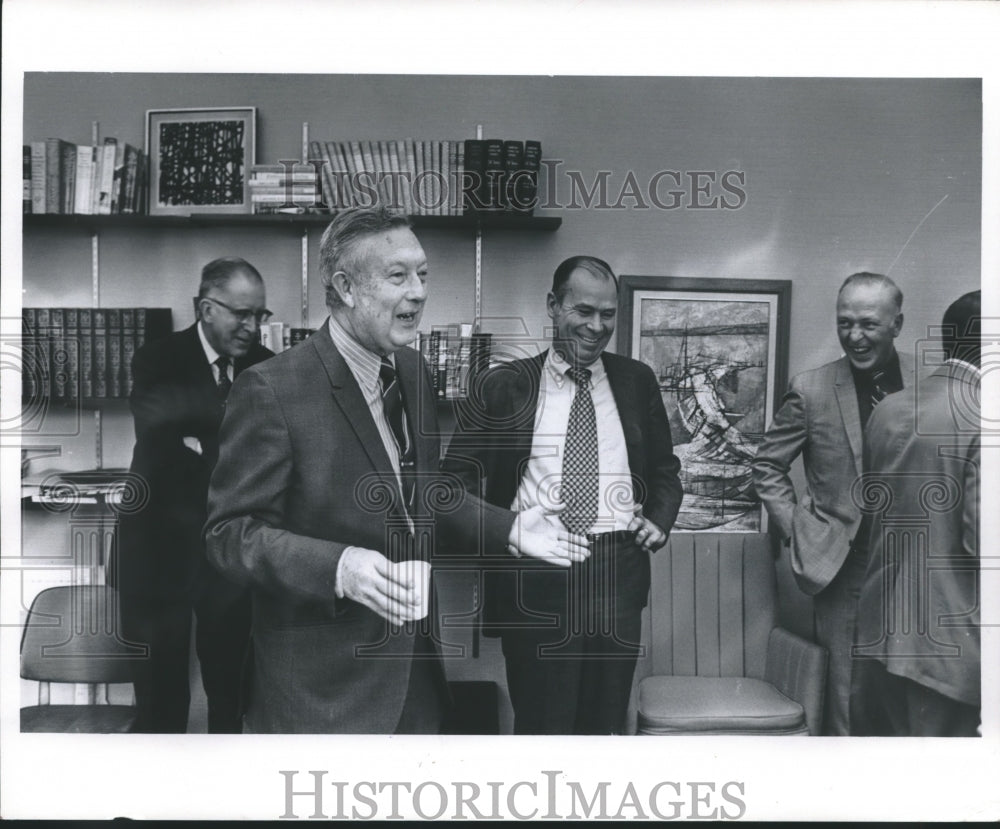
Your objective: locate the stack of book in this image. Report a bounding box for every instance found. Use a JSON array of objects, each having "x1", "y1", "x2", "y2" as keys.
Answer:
[
  {"x1": 306, "y1": 138, "x2": 542, "y2": 217},
  {"x1": 418, "y1": 324, "x2": 492, "y2": 400},
  {"x1": 462, "y1": 139, "x2": 542, "y2": 215},
  {"x1": 24, "y1": 138, "x2": 148, "y2": 215},
  {"x1": 21, "y1": 307, "x2": 172, "y2": 403},
  {"x1": 308, "y1": 139, "x2": 461, "y2": 216},
  {"x1": 249, "y1": 164, "x2": 321, "y2": 215},
  {"x1": 259, "y1": 323, "x2": 314, "y2": 352}
]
